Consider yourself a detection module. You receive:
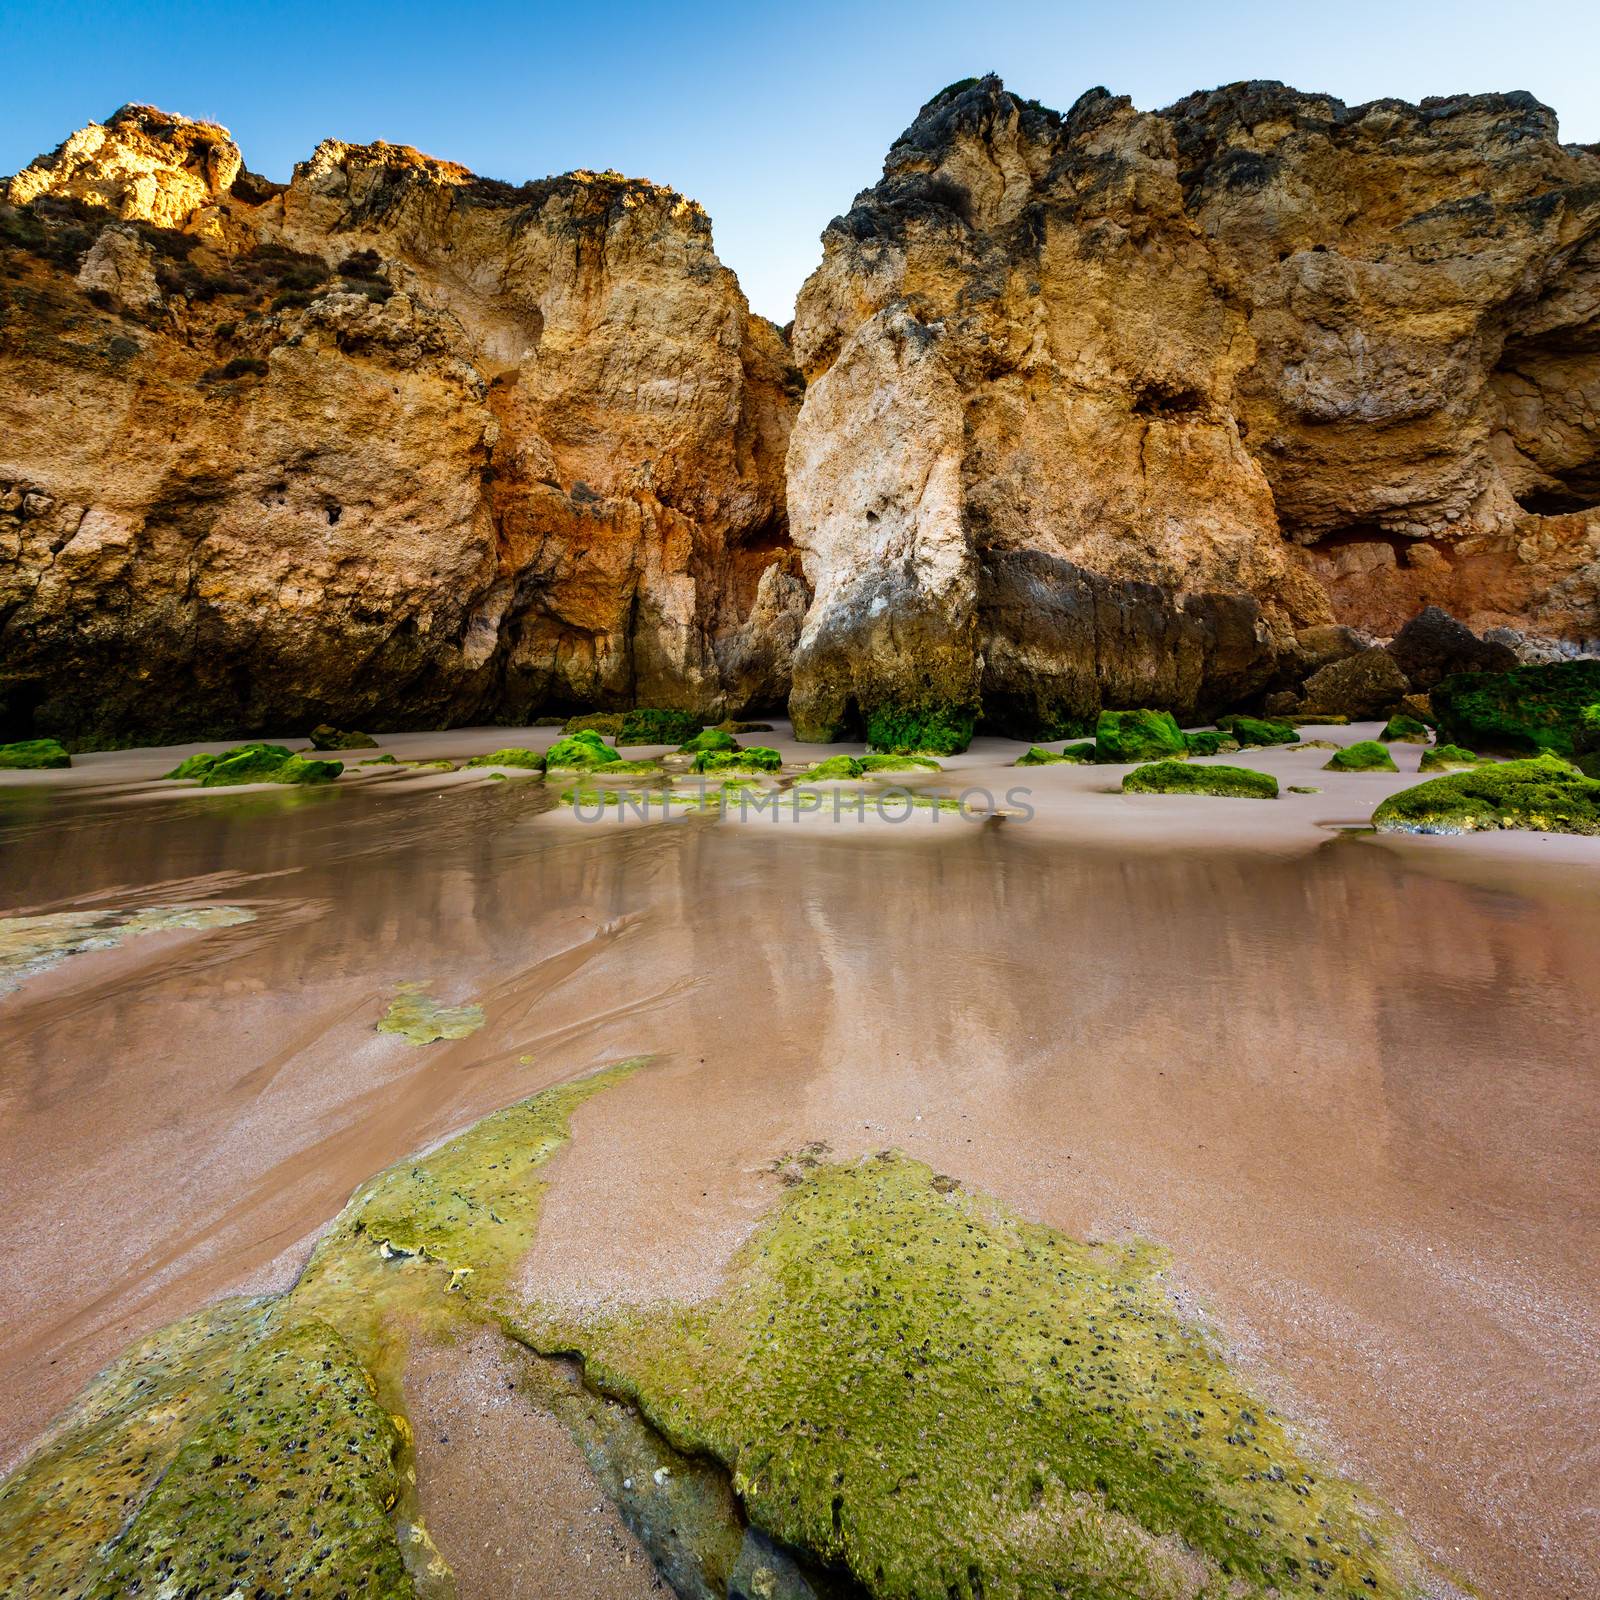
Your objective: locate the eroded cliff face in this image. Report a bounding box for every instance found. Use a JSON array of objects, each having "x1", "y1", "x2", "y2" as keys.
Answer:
[
  {"x1": 788, "y1": 77, "x2": 1600, "y2": 744},
  {"x1": 1, "y1": 105, "x2": 804, "y2": 742},
  {"x1": 4, "y1": 87, "x2": 1598, "y2": 748}
]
